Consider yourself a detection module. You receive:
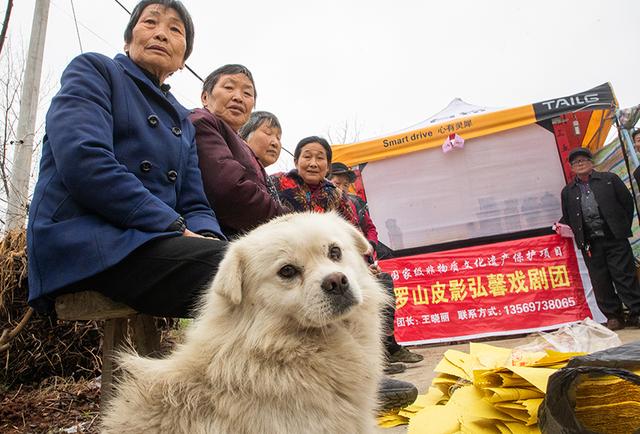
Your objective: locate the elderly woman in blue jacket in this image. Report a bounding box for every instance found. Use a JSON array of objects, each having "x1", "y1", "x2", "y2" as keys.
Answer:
[{"x1": 27, "y1": 0, "x2": 226, "y2": 317}]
